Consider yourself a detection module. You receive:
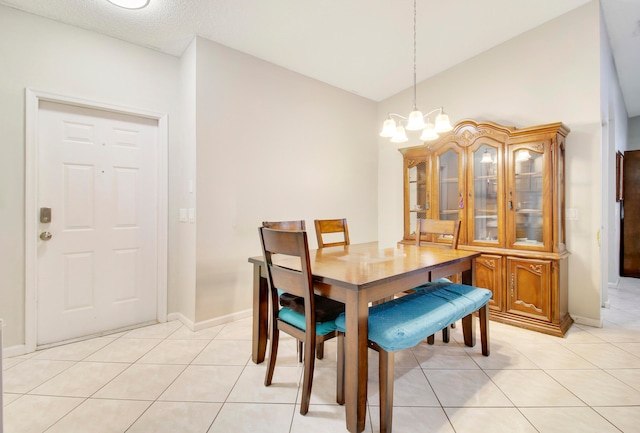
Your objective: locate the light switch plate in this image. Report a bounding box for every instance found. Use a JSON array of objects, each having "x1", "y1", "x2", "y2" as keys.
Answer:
[{"x1": 179, "y1": 208, "x2": 187, "y2": 222}]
